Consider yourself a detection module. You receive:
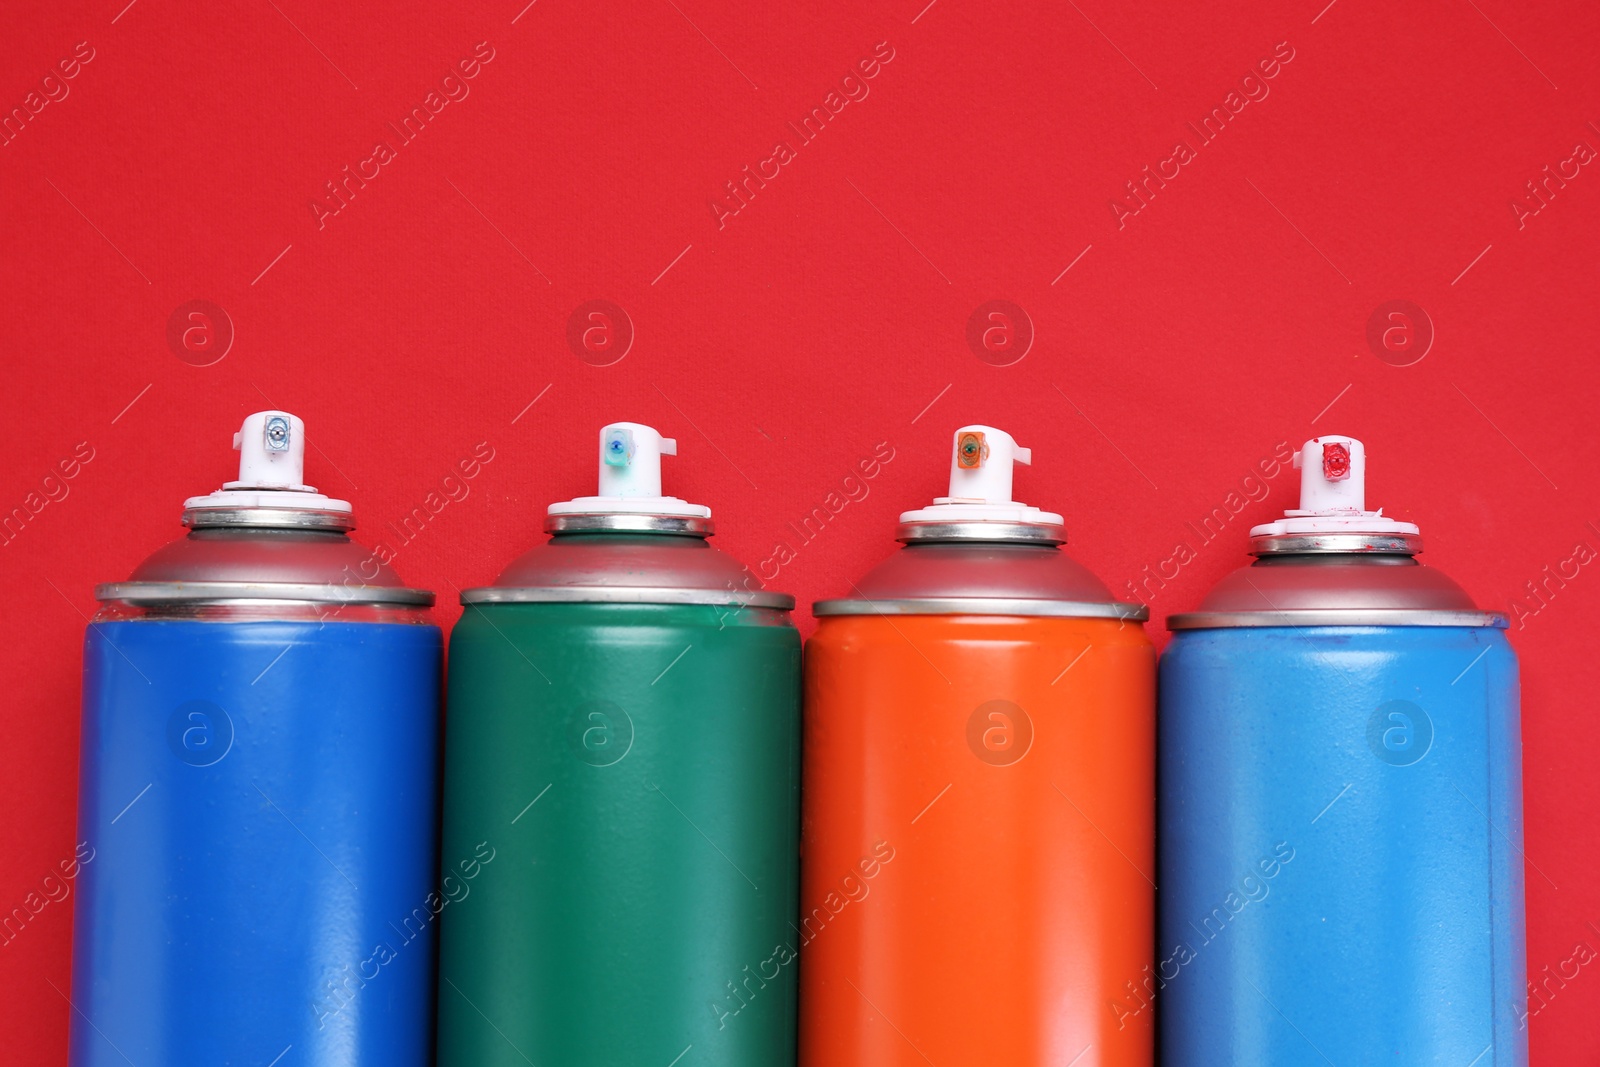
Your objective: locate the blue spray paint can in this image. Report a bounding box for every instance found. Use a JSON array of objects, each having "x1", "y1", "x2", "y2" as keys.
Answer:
[
  {"x1": 69, "y1": 411, "x2": 441, "y2": 1066},
  {"x1": 1159, "y1": 435, "x2": 1525, "y2": 1066}
]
